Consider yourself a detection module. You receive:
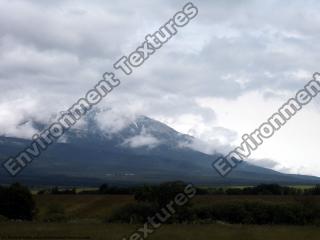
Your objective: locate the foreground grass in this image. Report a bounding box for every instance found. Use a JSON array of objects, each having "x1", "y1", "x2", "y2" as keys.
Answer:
[{"x1": 0, "y1": 222, "x2": 320, "y2": 240}]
